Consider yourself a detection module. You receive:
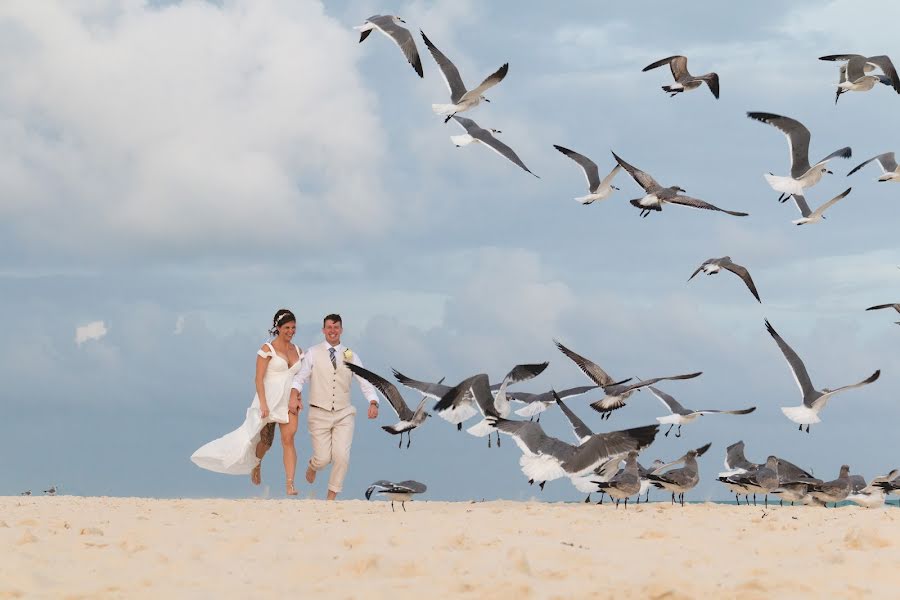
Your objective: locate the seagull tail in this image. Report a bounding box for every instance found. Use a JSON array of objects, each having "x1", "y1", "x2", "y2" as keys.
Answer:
[{"x1": 432, "y1": 103, "x2": 458, "y2": 115}]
